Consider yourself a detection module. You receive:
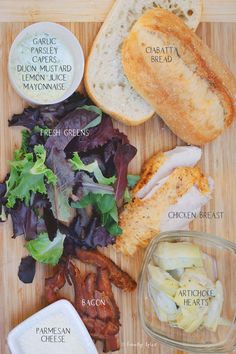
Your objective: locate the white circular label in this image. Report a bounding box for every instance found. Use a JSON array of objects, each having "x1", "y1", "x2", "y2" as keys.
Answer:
[{"x1": 9, "y1": 31, "x2": 75, "y2": 104}]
